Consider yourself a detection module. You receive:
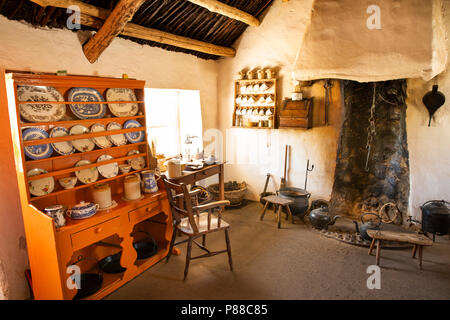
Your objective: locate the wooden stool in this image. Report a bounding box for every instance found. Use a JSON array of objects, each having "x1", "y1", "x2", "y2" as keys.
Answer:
[
  {"x1": 367, "y1": 230, "x2": 433, "y2": 270},
  {"x1": 260, "y1": 195, "x2": 294, "y2": 228}
]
